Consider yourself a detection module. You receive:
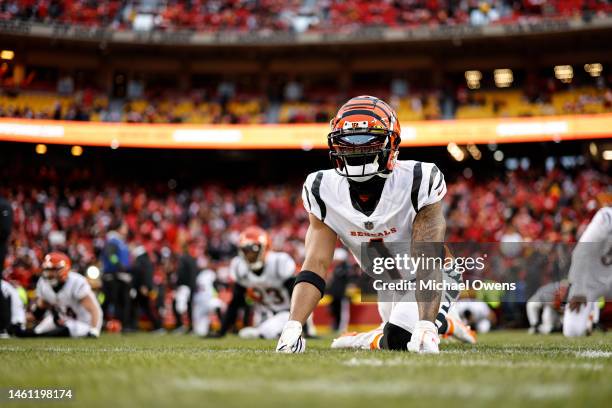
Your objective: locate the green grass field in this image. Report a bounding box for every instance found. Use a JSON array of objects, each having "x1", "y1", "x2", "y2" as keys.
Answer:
[{"x1": 1, "y1": 331, "x2": 610, "y2": 408}]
